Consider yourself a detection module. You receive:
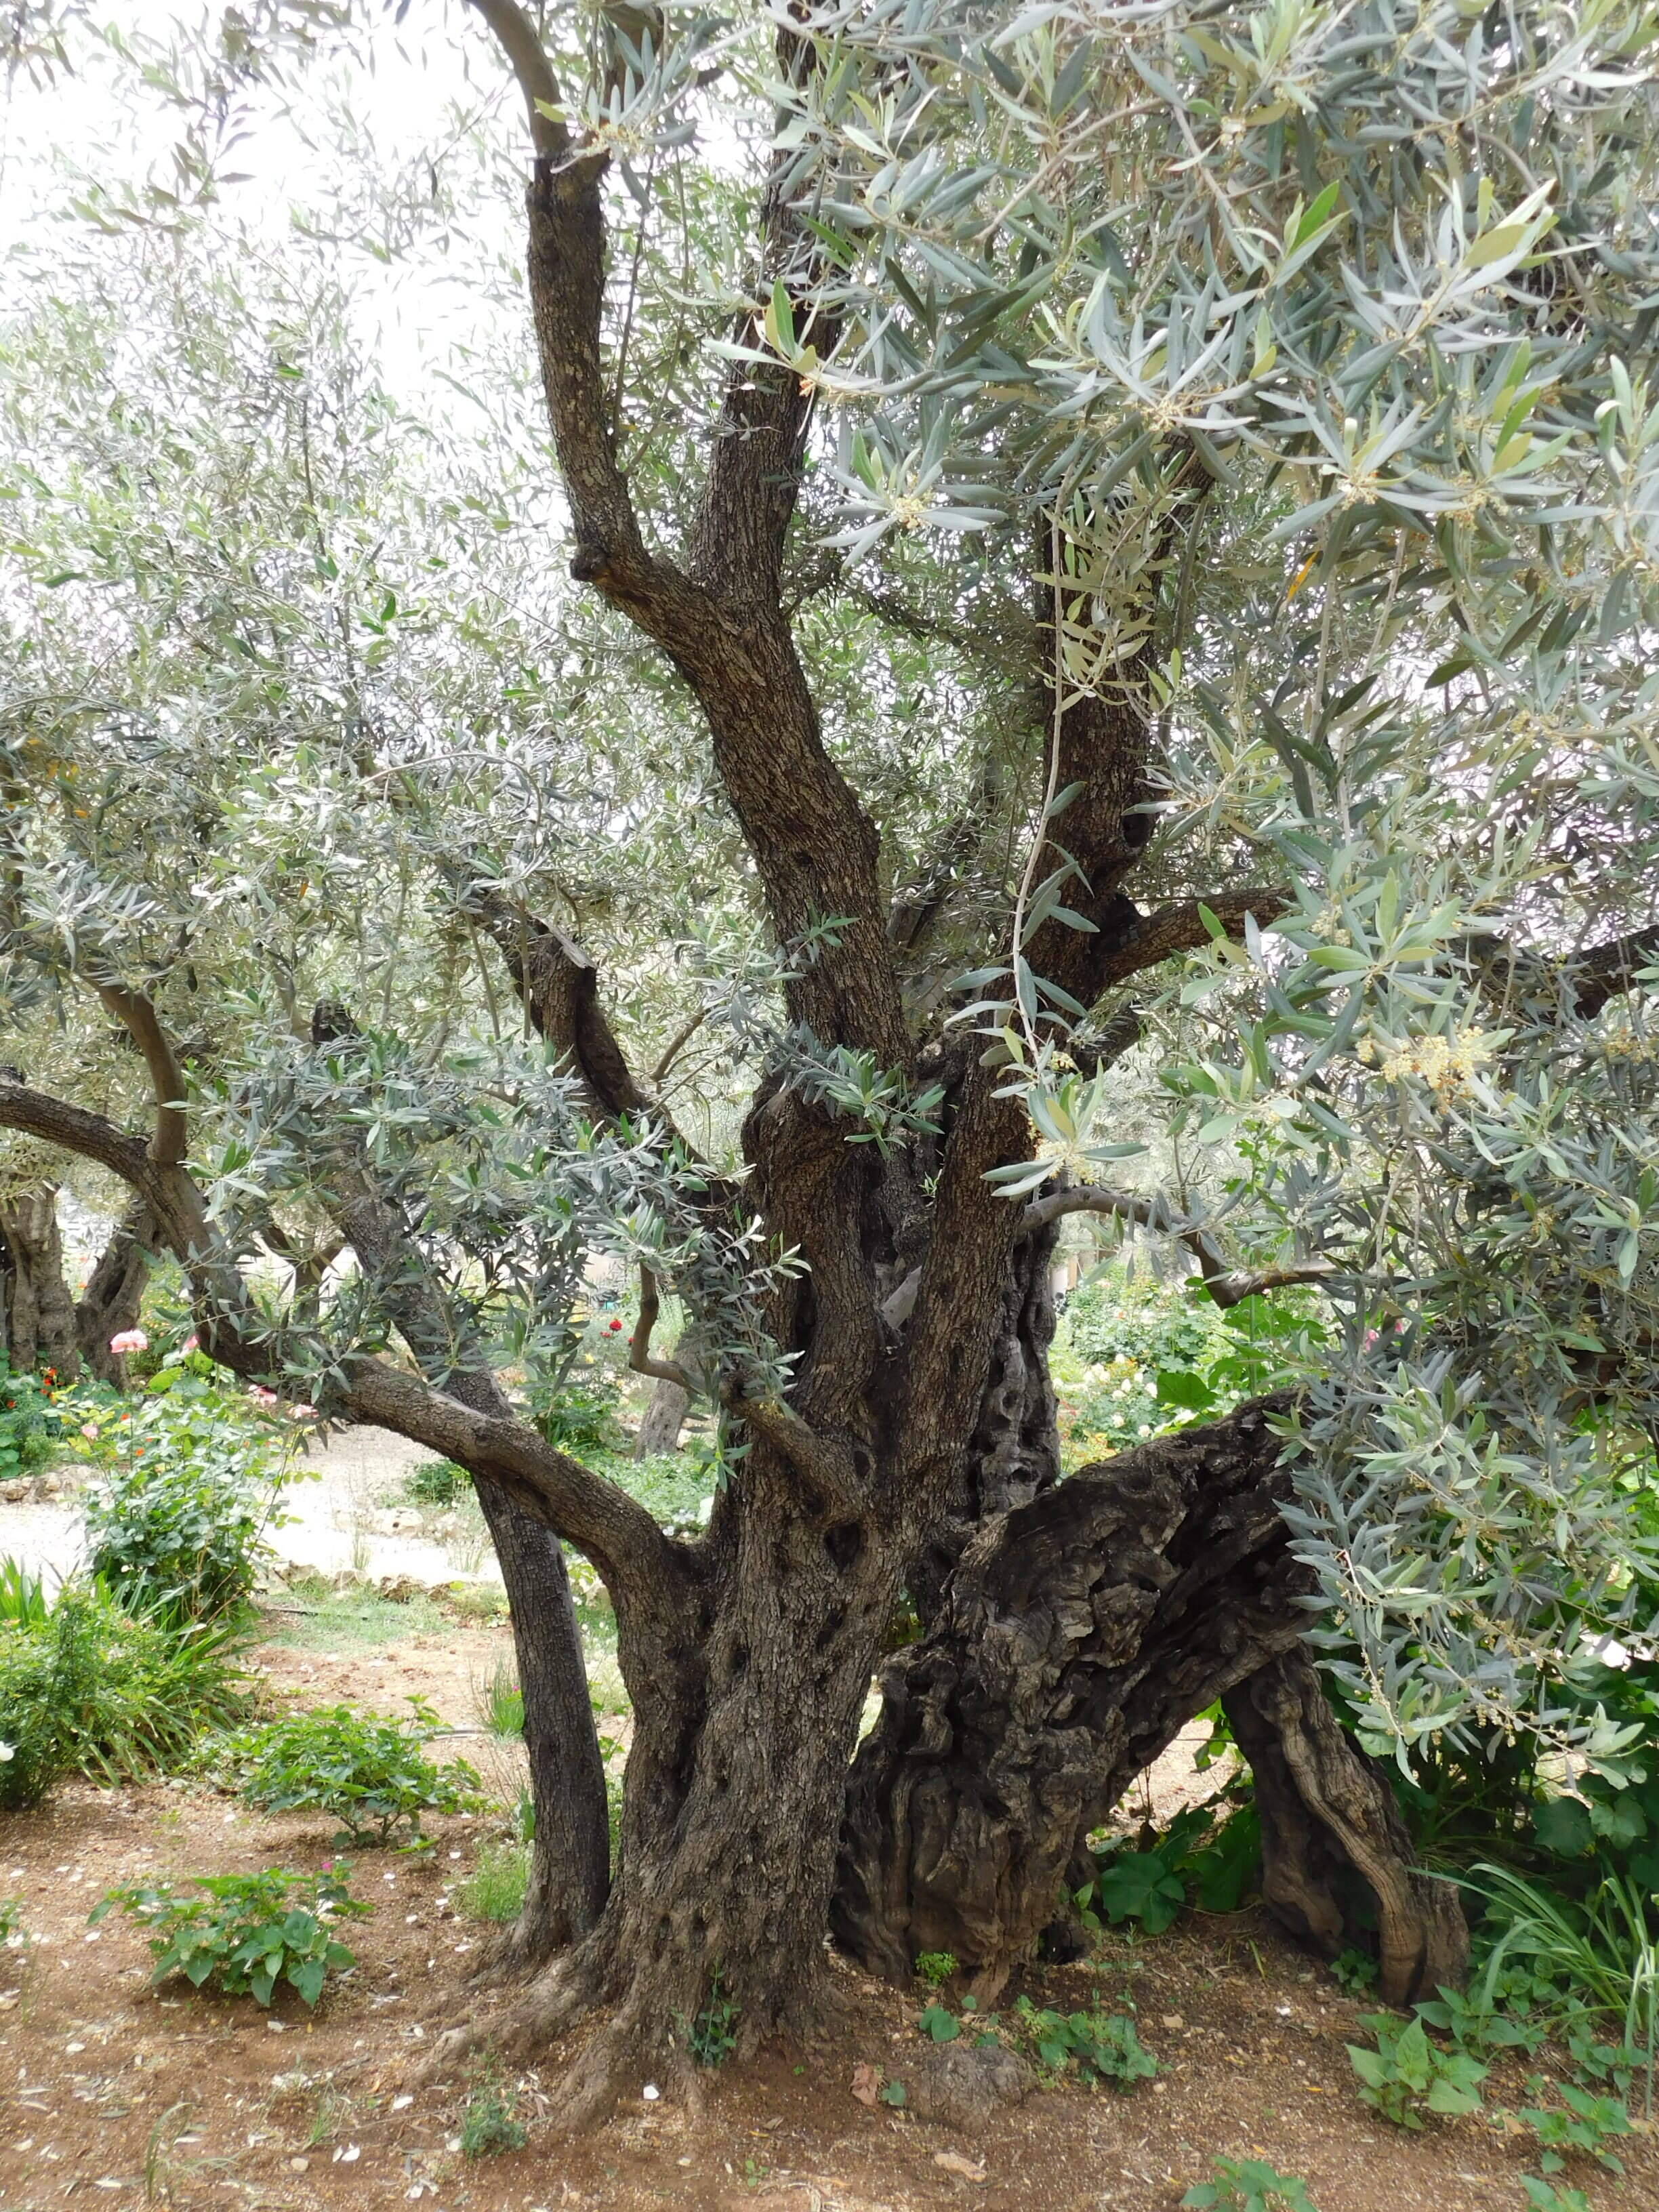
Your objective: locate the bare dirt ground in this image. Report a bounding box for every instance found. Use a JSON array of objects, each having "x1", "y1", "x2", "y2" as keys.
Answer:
[
  {"x1": 5, "y1": 1612, "x2": 1655, "y2": 2212},
  {"x1": 4, "y1": 1454, "x2": 1654, "y2": 2212}
]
